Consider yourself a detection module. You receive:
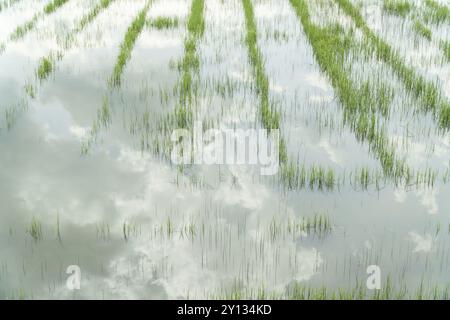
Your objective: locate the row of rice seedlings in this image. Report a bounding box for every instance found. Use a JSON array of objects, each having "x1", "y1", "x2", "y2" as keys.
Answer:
[
  {"x1": 241, "y1": 0, "x2": 287, "y2": 163},
  {"x1": 1, "y1": 98, "x2": 28, "y2": 132},
  {"x1": 288, "y1": 0, "x2": 414, "y2": 187},
  {"x1": 82, "y1": 1, "x2": 151, "y2": 154},
  {"x1": 9, "y1": 13, "x2": 41, "y2": 41},
  {"x1": 76, "y1": 0, "x2": 116, "y2": 32},
  {"x1": 411, "y1": 3, "x2": 450, "y2": 62},
  {"x1": 175, "y1": 0, "x2": 205, "y2": 128},
  {"x1": 138, "y1": 0, "x2": 206, "y2": 164},
  {"x1": 147, "y1": 16, "x2": 180, "y2": 29},
  {"x1": 252, "y1": 1, "x2": 394, "y2": 192},
  {"x1": 0, "y1": 0, "x2": 22, "y2": 12},
  {"x1": 110, "y1": 1, "x2": 151, "y2": 86},
  {"x1": 334, "y1": 0, "x2": 450, "y2": 129},
  {"x1": 10, "y1": 0, "x2": 70, "y2": 41},
  {"x1": 44, "y1": 0, "x2": 70, "y2": 14},
  {"x1": 424, "y1": 0, "x2": 450, "y2": 24},
  {"x1": 382, "y1": 1, "x2": 449, "y2": 60},
  {"x1": 210, "y1": 279, "x2": 450, "y2": 300},
  {"x1": 280, "y1": 162, "x2": 338, "y2": 191},
  {"x1": 266, "y1": 213, "x2": 332, "y2": 242},
  {"x1": 81, "y1": 97, "x2": 111, "y2": 154},
  {"x1": 299, "y1": 213, "x2": 332, "y2": 235},
  {"x1": 287, "y1": 280, "x2": 450, "y2": 300},
  {"x1": 125, "y1": 0, "x2": 205, "y2": 162},
  {"x1": 35, "y1": 0, "x2": 117, "y2": 82},
  {"x1": 382, "y1": 0, "x2": 413, "y2": 18},
  {"x1": 383, "y1": 1, "x2": 450, "y2": 80}
]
